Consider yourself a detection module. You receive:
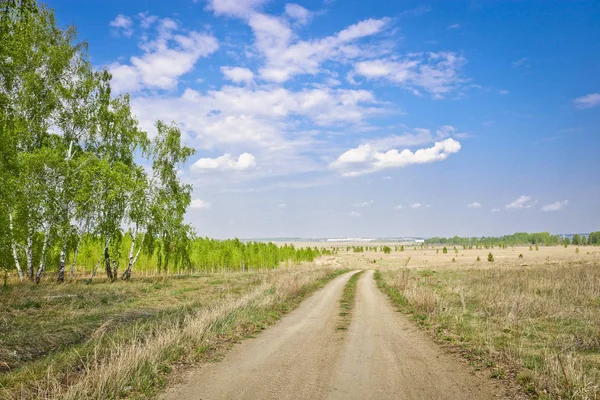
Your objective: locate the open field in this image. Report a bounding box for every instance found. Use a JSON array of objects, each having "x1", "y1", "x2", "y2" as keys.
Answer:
[
  {"x1": 0, "y1": 263, "x2": 346, "y2": 399},
  {"x1": 350, "y1": 244, "x2": 600, "y2": 399},
  {"x1": 2, "y1": 244, "x2": 598, "y2": 399}
]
